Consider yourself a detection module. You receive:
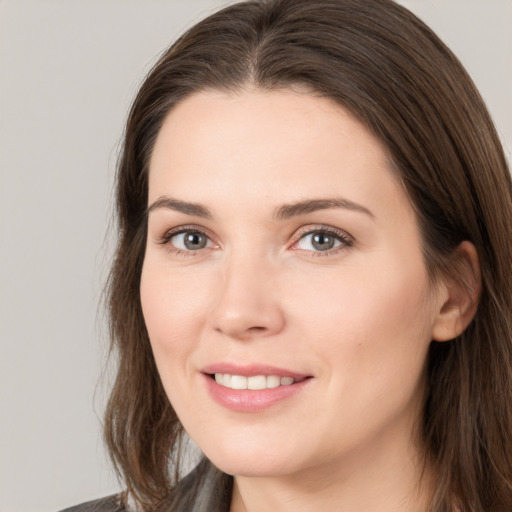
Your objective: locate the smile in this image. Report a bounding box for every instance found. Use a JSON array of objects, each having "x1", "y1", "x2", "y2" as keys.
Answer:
[
  {"x1": 214, "y1": 374, "x2": 299, "y2": 390},
  {"x1": 201, "y1": 365, "x2": 313, "y2": 412}
]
